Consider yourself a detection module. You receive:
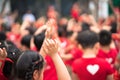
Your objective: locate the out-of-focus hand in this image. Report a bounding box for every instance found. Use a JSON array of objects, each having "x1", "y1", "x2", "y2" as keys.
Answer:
[
  {"x1": 42, "y1": 39, "x2": 59, "y2": 57},
  {"x1": 0, "y1": 48, "x2": 7, "y2": 60},
  {"x1": 45, "y1": 18, "x2": 58, "y2": 39}
]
